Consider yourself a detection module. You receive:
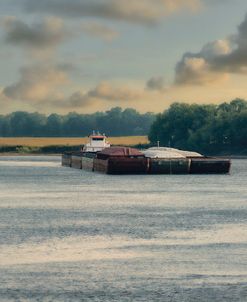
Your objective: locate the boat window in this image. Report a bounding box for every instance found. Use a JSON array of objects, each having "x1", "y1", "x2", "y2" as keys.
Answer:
[{"x1": 92, "y1": 138, "x2": 104, "y2": 141}]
